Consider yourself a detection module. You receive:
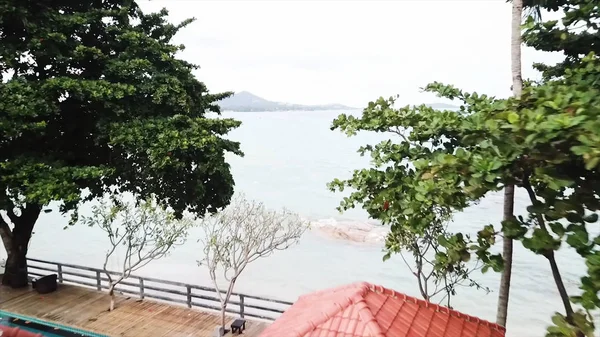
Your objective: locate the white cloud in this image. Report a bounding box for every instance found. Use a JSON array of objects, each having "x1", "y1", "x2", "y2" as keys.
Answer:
[{"x1": 139, "y1": 0, "x2": 564, "y2": 107}]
